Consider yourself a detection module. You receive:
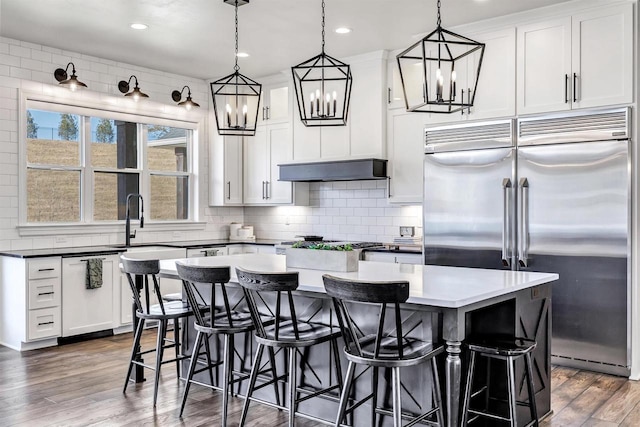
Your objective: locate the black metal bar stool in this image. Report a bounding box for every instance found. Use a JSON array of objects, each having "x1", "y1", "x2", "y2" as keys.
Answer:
[
  {"x1": 461, "y1": 336, "x2": 538, "y2": 427},
  {"x1": 121, "y1": 256, "x2": 193, "y2": 407},
  {"x1": 322, "y1": 274, "x2": 445, "y2": 427},
  {"x1": 236, "y1": 267, "x2": 344, "y2": 427},
  {"x1": 176, "y1": 262, "x2": 275, "y2": 425}
]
